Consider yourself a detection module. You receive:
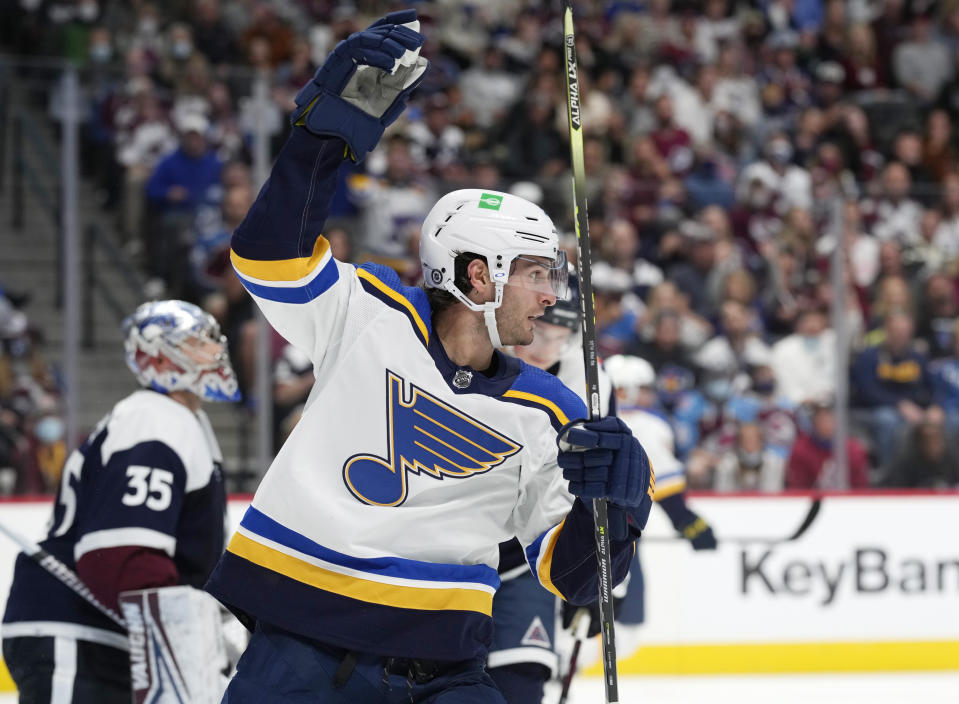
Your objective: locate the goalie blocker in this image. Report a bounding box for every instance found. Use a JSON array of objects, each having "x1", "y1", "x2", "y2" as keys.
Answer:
[{"x1": 119, "y1": 585, "x2": 236, "y2": 704}]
